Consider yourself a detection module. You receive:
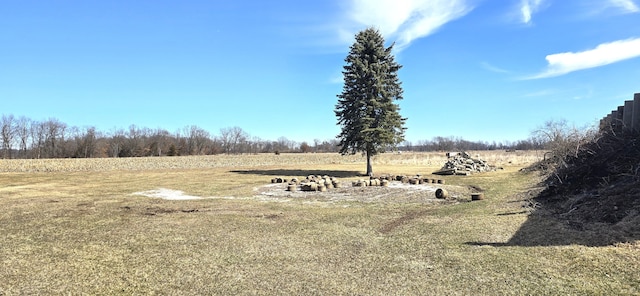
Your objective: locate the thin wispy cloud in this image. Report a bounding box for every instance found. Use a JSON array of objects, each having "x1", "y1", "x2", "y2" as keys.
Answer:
[
  {"x1": 581, "y1": 0, "x2": 639, "y2": 16},
  {"x1": 342, "y1": 0, "x2": 474, "y2": 51},
  {"x1": 608, "y1": 0, "x2": 640, "y2": 13},
  {"x1": 572, "y1": 88, "x2": 594, "y2": 100},
  {"x1": 520, "y1": 0, "x2": 545, "y2": 24},
  {"x1": 524, "y1": 37, "x2": 640, "y2": 79},
  {"x1": 480, "y1": 62, "x2": 511, "y2": 74}
]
